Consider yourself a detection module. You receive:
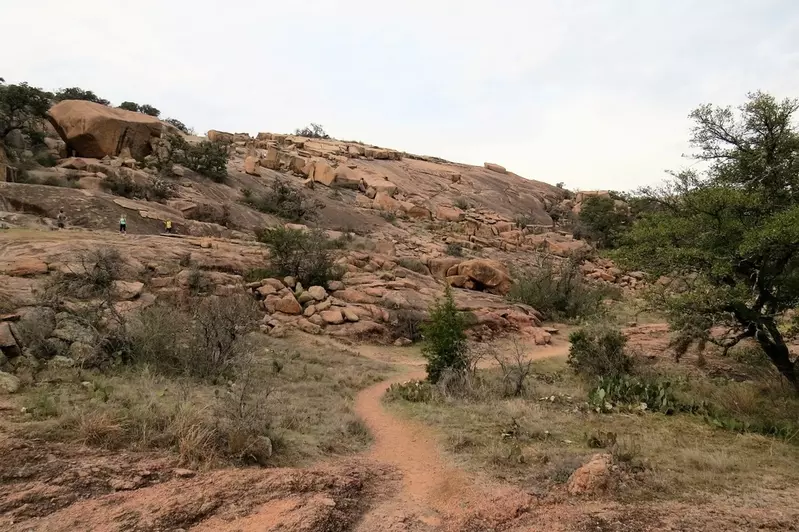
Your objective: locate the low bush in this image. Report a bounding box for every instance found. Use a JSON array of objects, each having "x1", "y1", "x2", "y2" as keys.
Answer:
[
  {"x1": 589, "y1": 374, "x2": 677, "y2": 413},
  {"x1": 294, "y1": 123, "x2": 330, "y2": 139},
  {"x1": 125, "y1": 294, "x2": 259, "y2": 380},
  {"x1": 568, "y1": 325, "x2": 632, "y2": 378},
  {"x1": 445, "y1": 242, "x2": 464, "y2": 257},
  {"x1": 256, "y1": 226, "x2": 342, "y2": 287},
  {"x1": 509, "y1": 257, "x2": 609, "y2": 321},
  {"x1": 187, "y1": 203, "x2": 231, "y2": 226},
  {"x1": 164, "y1": 117, "x2": 191, "y2": 135},
  {"x1": 101, "y1": 173, "x2": 143, "y2": 198},
  {"x1": 379, "y1": 211, "x2": 397, "y2": 223},
  {"x1": 244, "y1": 179, "x2": 316, "y2": 222},
  {"x1": 421, "y1": 286, "x2": 468, "y2": 383},
  {"x1": 182, "y1": 140, "x2": 229, "y2": 182},
  {"x1": 386, "y1": 380, "x2": 437, "y2": 403},
  {"x1": 396, "y1": 257, "x2": 430, "y2": 275},
  {"x1": 390, "y1": 309, "x2": 426, "y2": 342},
  {"x1": 45, "y1": 248, "x2": 123, "y2": 301},
  {"x1": 454, "y1": 197, "x2": 470, "y2": 210},
  {"x1": 35, "y1": 152, "x2": 58, "y2": 167}
]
